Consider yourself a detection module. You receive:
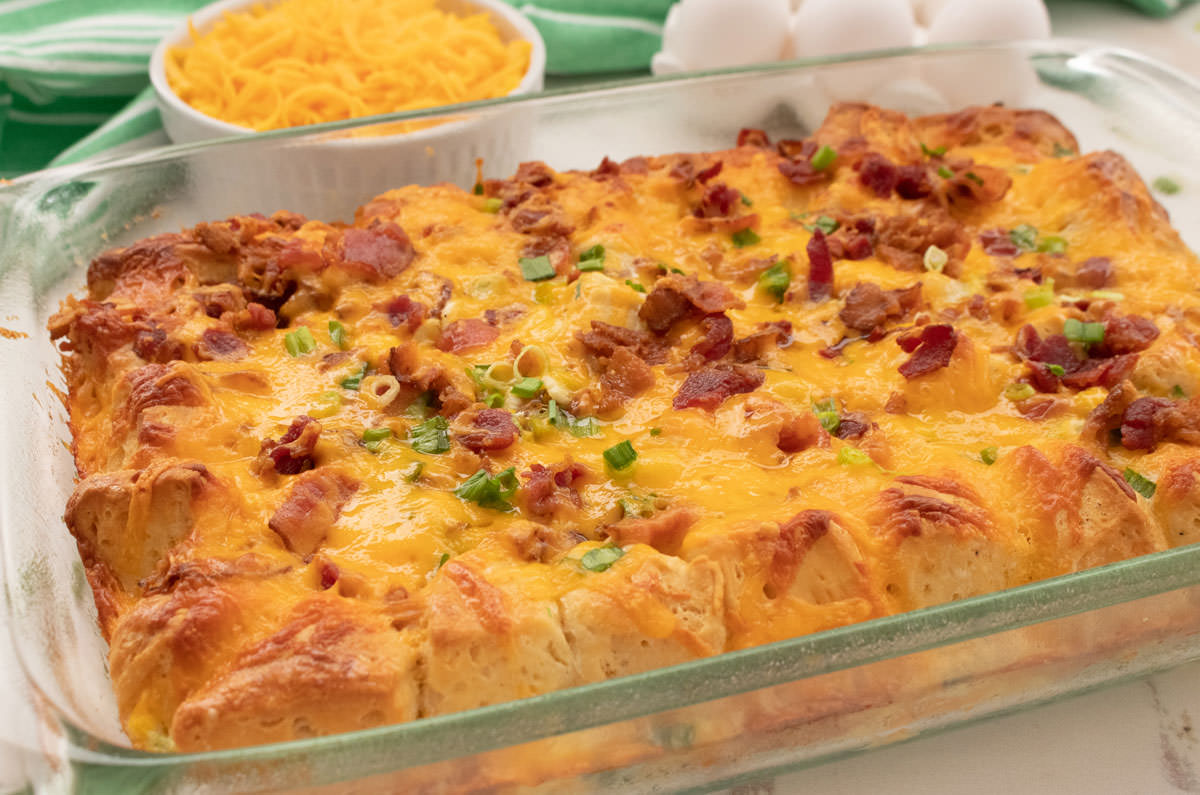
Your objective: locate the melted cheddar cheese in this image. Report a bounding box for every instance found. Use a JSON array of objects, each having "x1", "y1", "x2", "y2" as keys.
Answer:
[{"x1": 51, "y1": 103, "x2": 1200, "y2": 753}]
